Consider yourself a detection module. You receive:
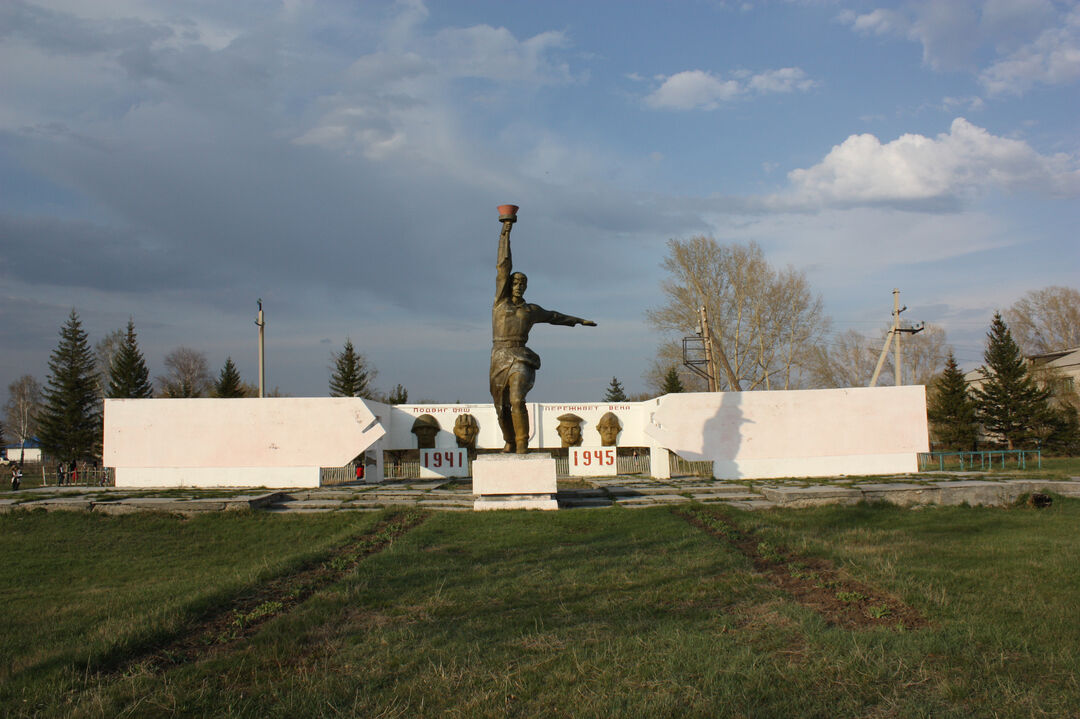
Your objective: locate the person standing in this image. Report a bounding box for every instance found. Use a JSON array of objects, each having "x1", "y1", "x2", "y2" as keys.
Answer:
[{"x1": 57, "y1": 461, "x2": 66, "y2": 486}]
